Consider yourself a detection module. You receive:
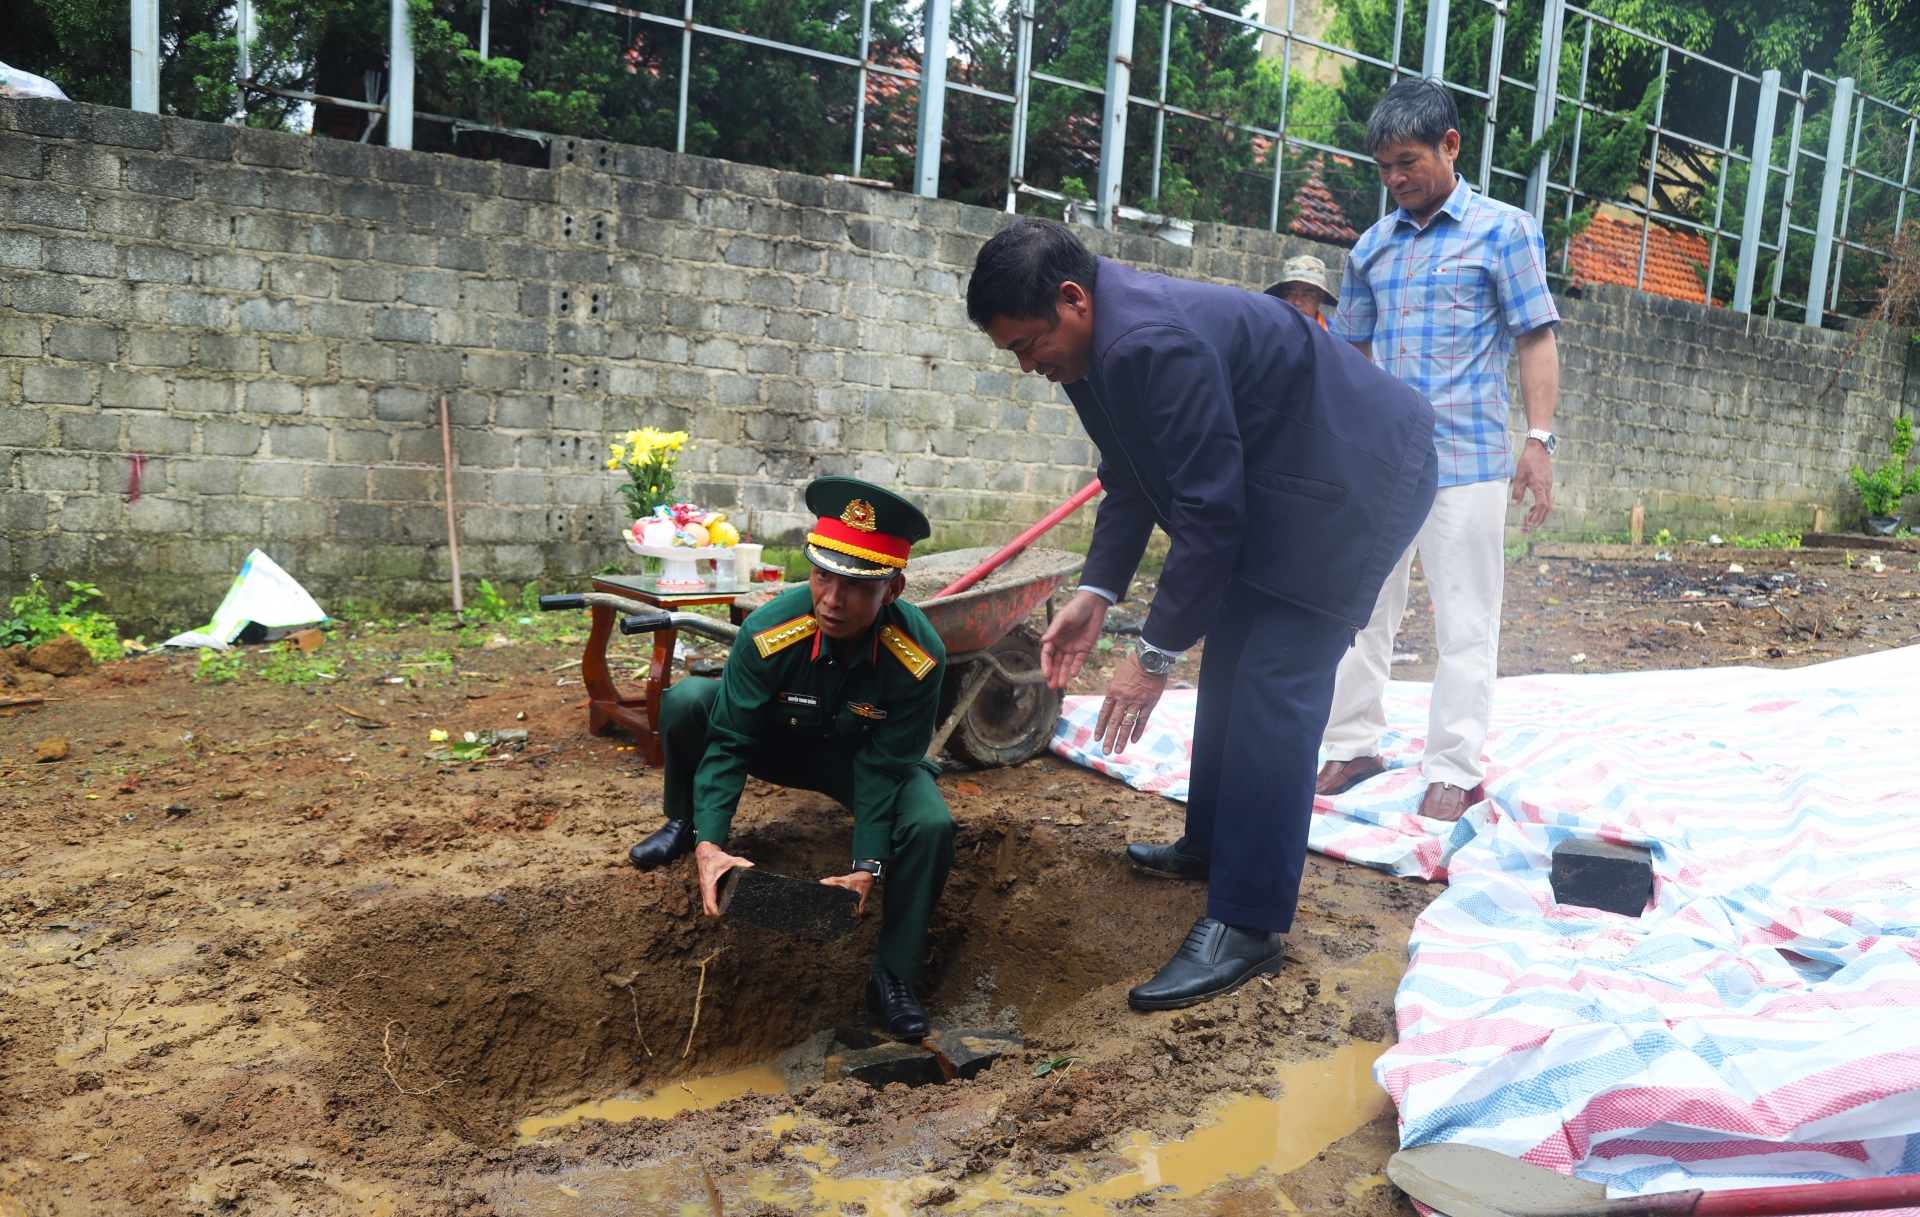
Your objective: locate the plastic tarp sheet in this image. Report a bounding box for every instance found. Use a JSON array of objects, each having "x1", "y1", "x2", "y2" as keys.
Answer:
[
  {"x1": 162, "y1": 549, "x2": 328, "y2": 650},
  {"x1": 1051, "y1": 649, "x2": 1920, "y2": 1196},
  {"x1": 0, "y1": 61, "x2": 68, "y2": 100}
]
